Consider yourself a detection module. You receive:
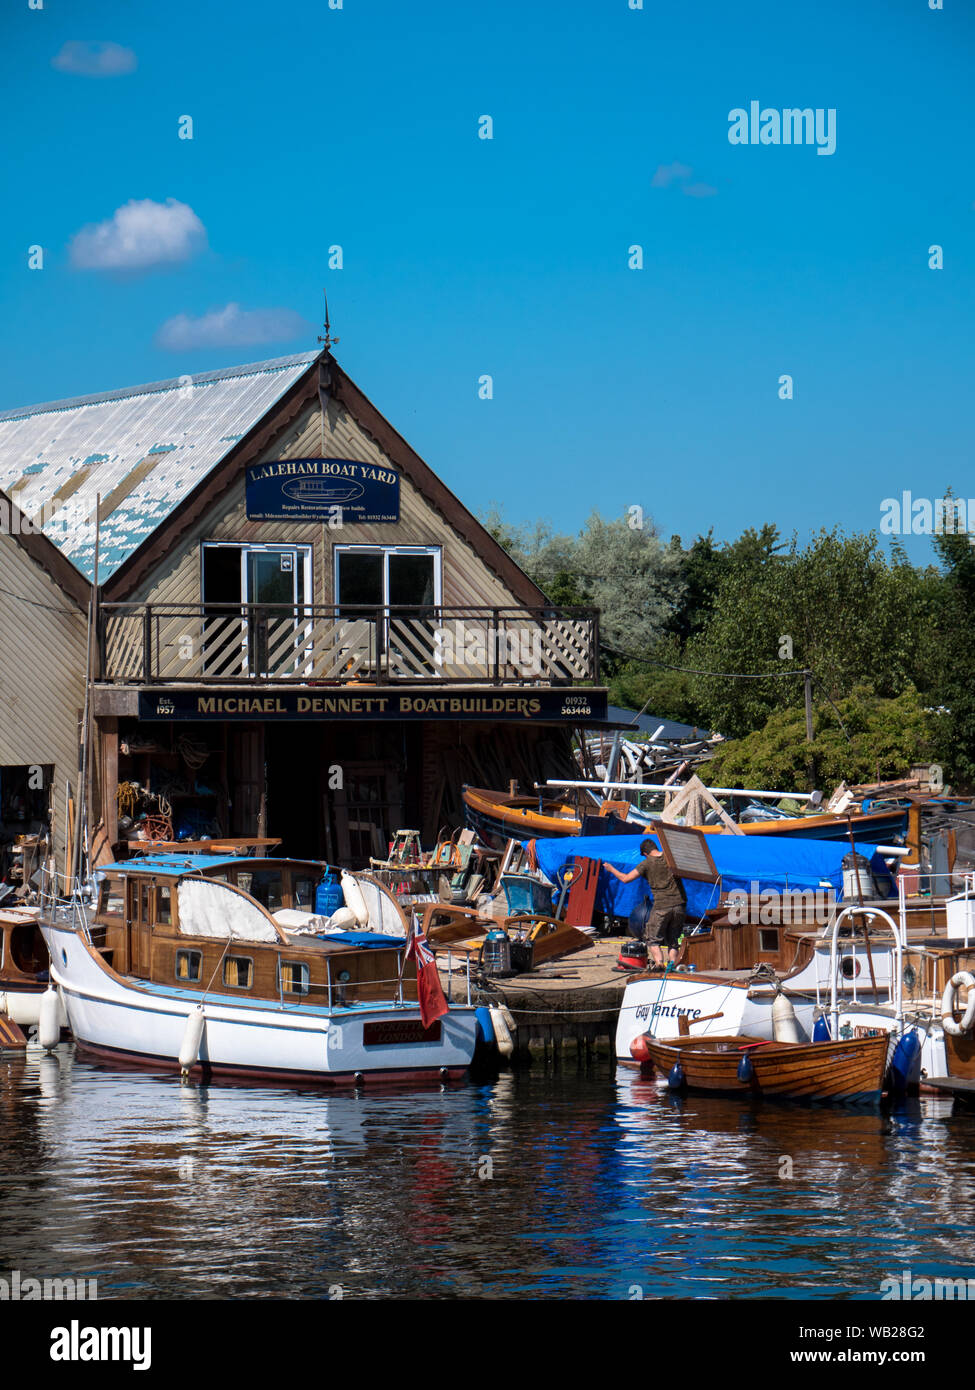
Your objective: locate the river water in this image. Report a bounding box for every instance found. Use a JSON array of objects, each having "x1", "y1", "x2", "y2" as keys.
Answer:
[{"x1": 2, "y1": 1045, "x2": 974, "y2": 1301}]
